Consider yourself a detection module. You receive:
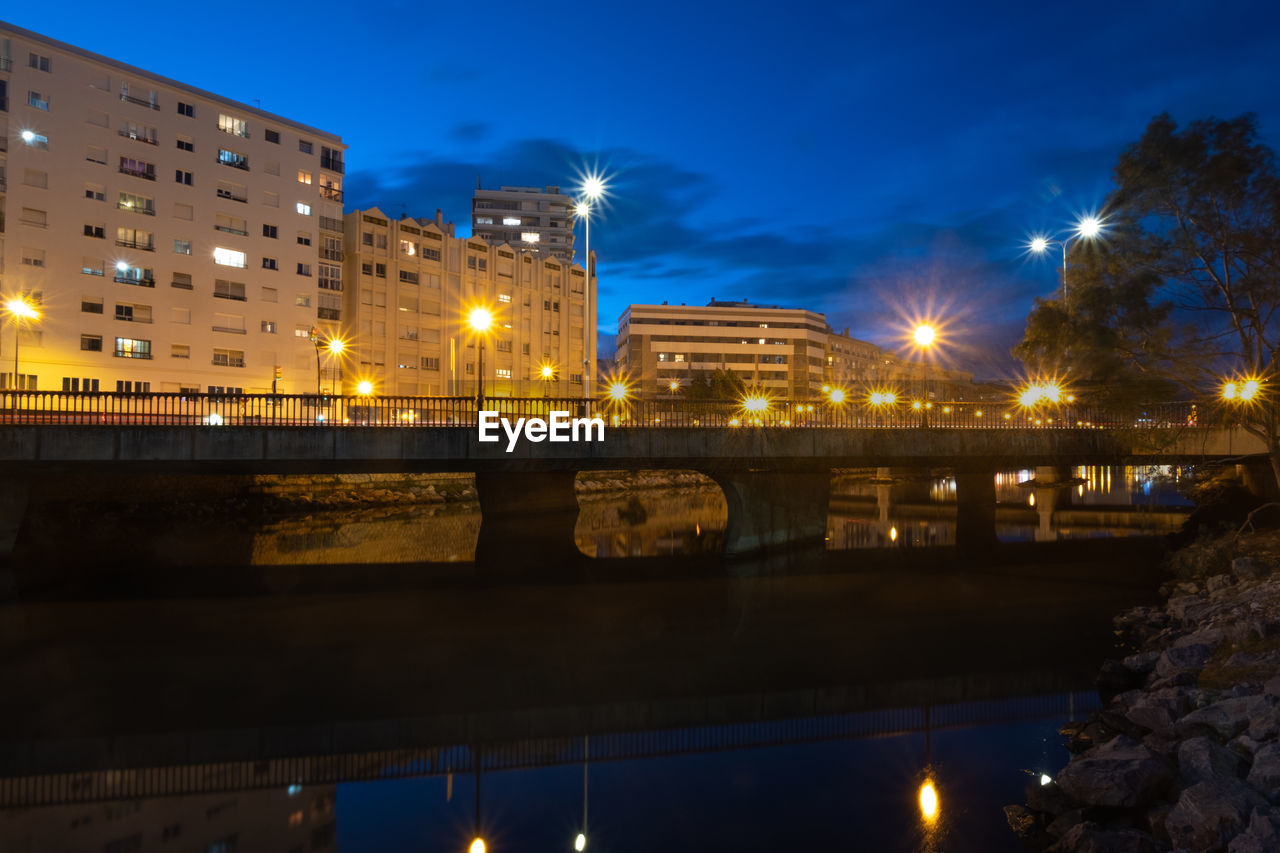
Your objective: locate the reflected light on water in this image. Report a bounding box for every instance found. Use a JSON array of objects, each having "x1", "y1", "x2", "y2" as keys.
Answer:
[
  {"x1": 1040, "y1": 773, "x2": 1052, "y2": 786},
  {"x1": 889, "y1": 526, "x2": 898, "y2": 542},
  {"x1": 575, "y1": 833, "x2": 587, "y2": 850},
  {"x1": 919, "y1": 780, "x2": 940, "y2": 823}
]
